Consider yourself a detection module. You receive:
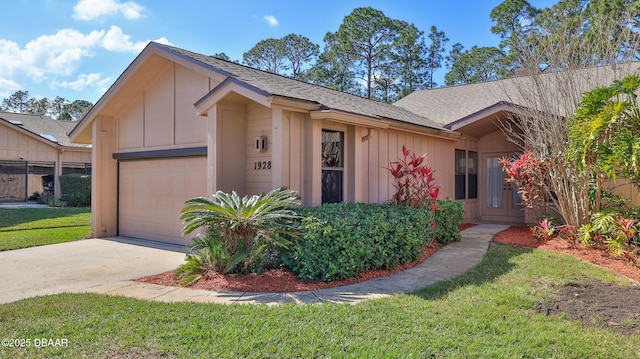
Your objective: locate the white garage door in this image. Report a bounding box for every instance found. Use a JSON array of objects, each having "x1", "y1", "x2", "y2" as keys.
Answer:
[{"x1": 119, "y1": 157, "x2": 207, "y2": 245}]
